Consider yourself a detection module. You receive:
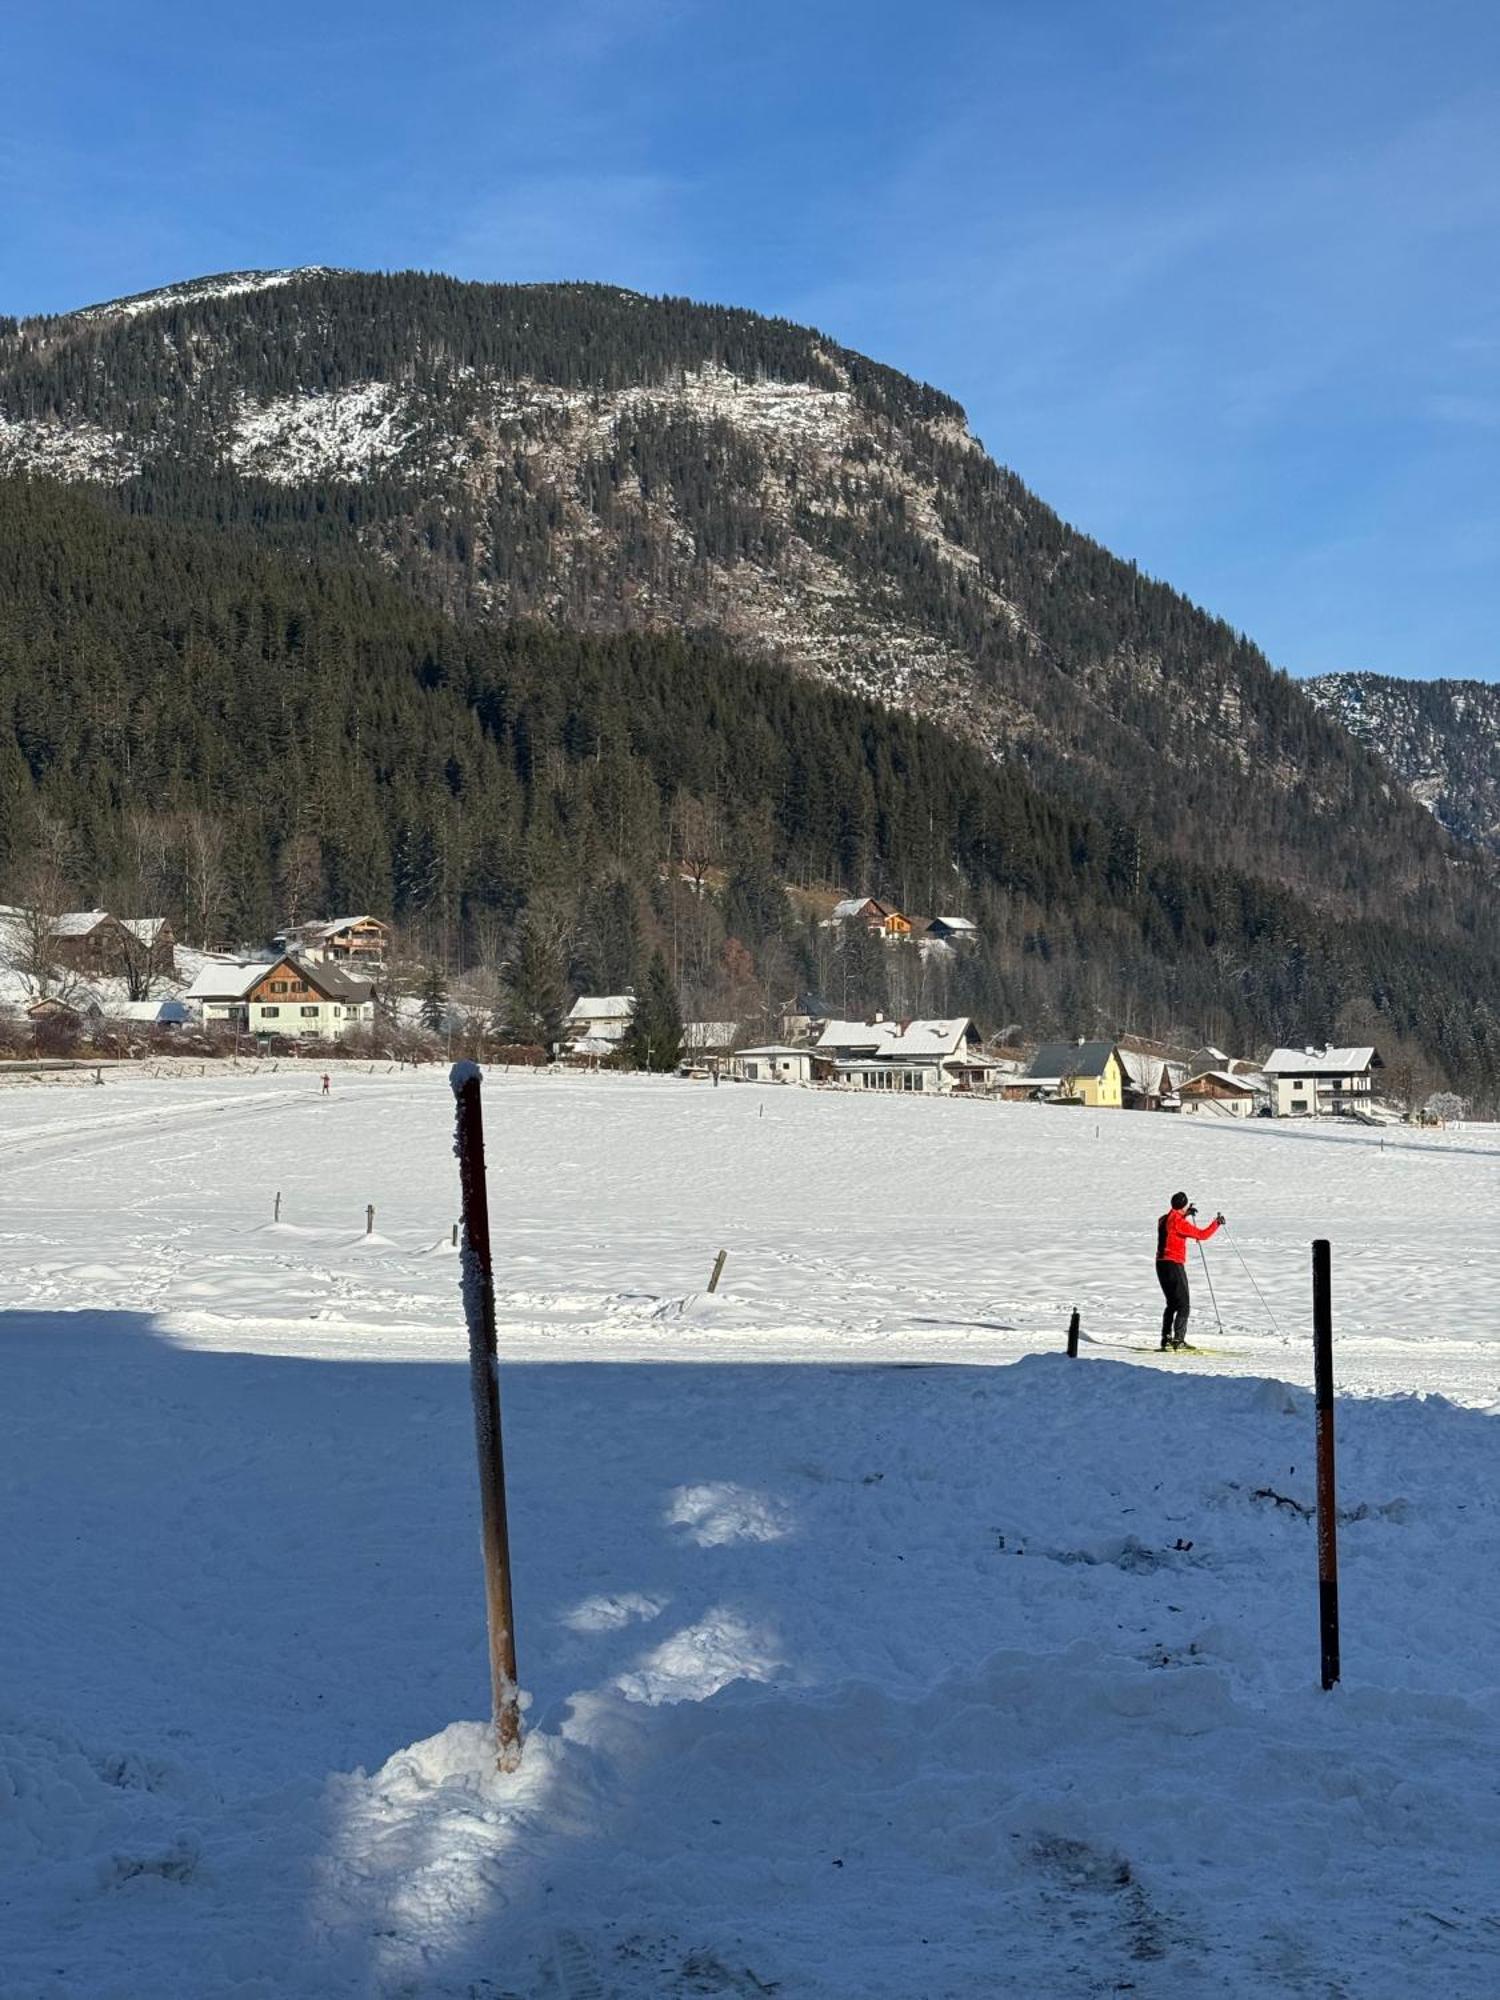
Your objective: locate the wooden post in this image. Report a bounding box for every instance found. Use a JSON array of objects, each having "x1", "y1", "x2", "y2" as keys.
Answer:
[
  {"x1": 451, "y1": 1062, "x2": 522, "y2": 1771},
  {"x1": 1066, "y1": 1307, "x2": 1080, "y2": 1358},
  {"x1": 1313, "y1": 1239, "x2": 1341, "y2": 1690},
  {"x1": 365, "y1": 1203, "x2": 375, "y2": 1236},
  {"x1": 452, "y1": 1222, "x2": 459, "y2": 1247},
  {"x1": 707, "y1": 1249, "x2": 728, "y2": 1293},
  {"x1": 274, "y1": 1190, "x2": 281, "y2": 1223}
]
